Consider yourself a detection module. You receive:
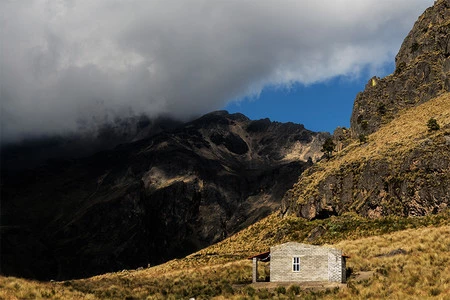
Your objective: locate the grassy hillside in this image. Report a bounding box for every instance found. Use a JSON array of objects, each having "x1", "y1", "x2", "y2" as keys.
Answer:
[
  {"x1": 1, "y1": 211, "x2": 450, "y2": 299},
  {"x1": 296, "y1": 91, "x2": 450, "y2": 199}
]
